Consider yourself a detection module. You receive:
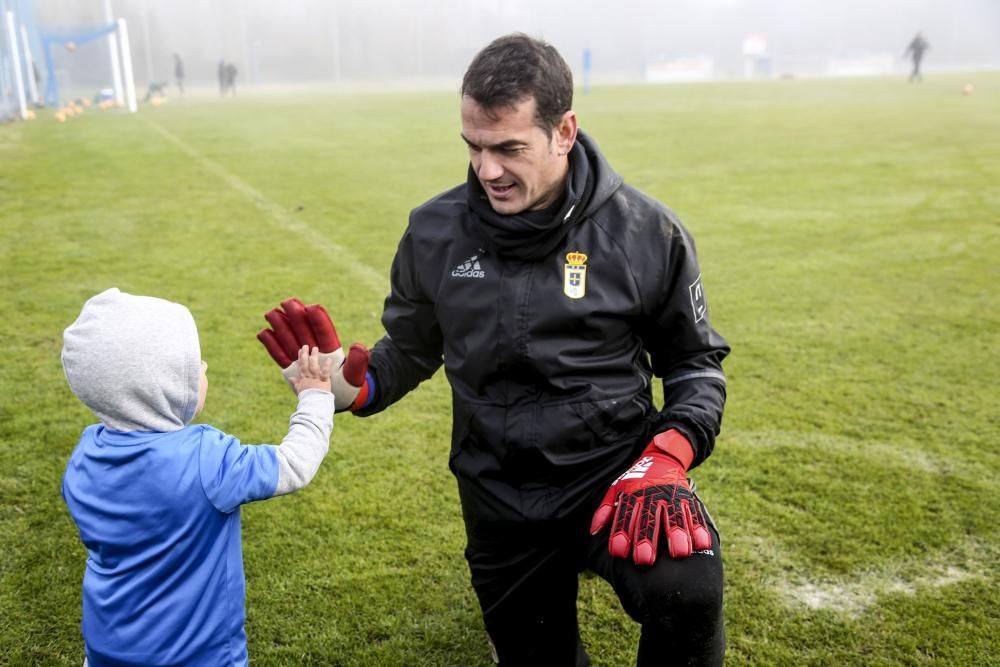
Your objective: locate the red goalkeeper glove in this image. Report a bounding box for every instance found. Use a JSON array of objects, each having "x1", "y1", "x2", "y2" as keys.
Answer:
[
  {"x1": 589, "y1": 429, "x2": 713, "y2": 565},
  {"x1": 256, "y1": 297, "x2": 371, "y2": 412}
]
